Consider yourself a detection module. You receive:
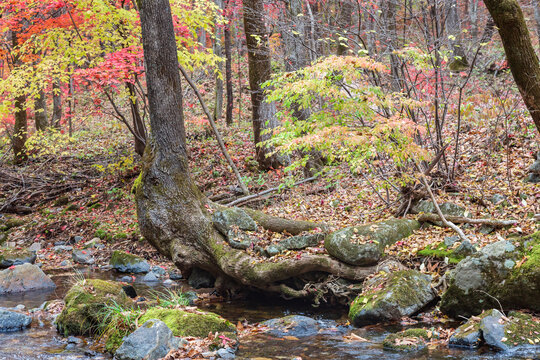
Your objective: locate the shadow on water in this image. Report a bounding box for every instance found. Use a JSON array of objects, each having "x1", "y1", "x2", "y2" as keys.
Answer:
[{"x1": 1, "y1": 269, "x2": 539, "y2": 360}]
